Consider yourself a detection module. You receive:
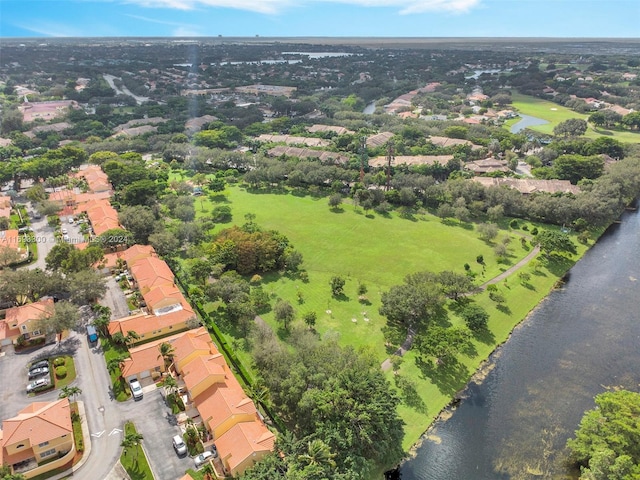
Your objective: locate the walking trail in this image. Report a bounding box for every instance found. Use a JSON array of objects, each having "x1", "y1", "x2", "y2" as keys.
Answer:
[{"x1": 380, "y1": 245, "x2": 541, "y2": 371}]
